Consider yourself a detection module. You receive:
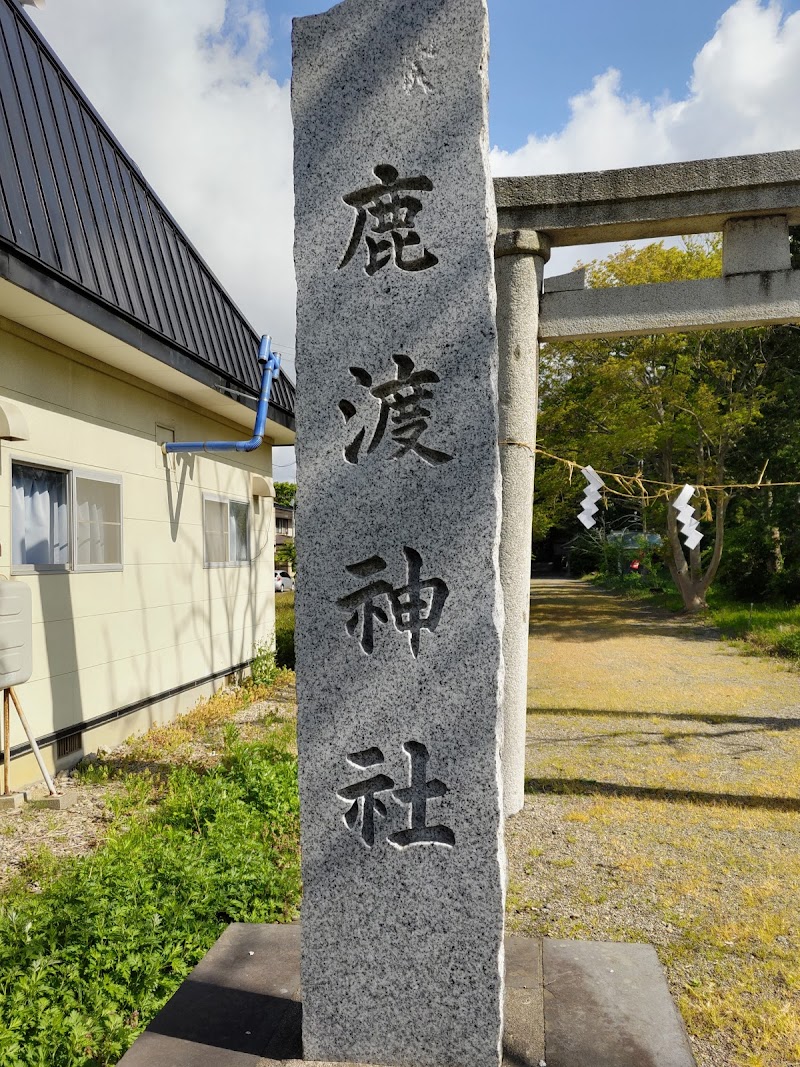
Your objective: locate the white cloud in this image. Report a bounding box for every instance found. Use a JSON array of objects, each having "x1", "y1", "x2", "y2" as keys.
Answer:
[
  {"x1": 29, "y1": 0, "x2": 800, "y2": 393},
  {"x1": 491, "y1": 0, "x2": 800, "y2": 177},
  {"x1": 32, "y1": 0, "x2": 296, "y2": 370},
  {"x1": 491, "y1": 0, "x2": 800, "y2": 278}
]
